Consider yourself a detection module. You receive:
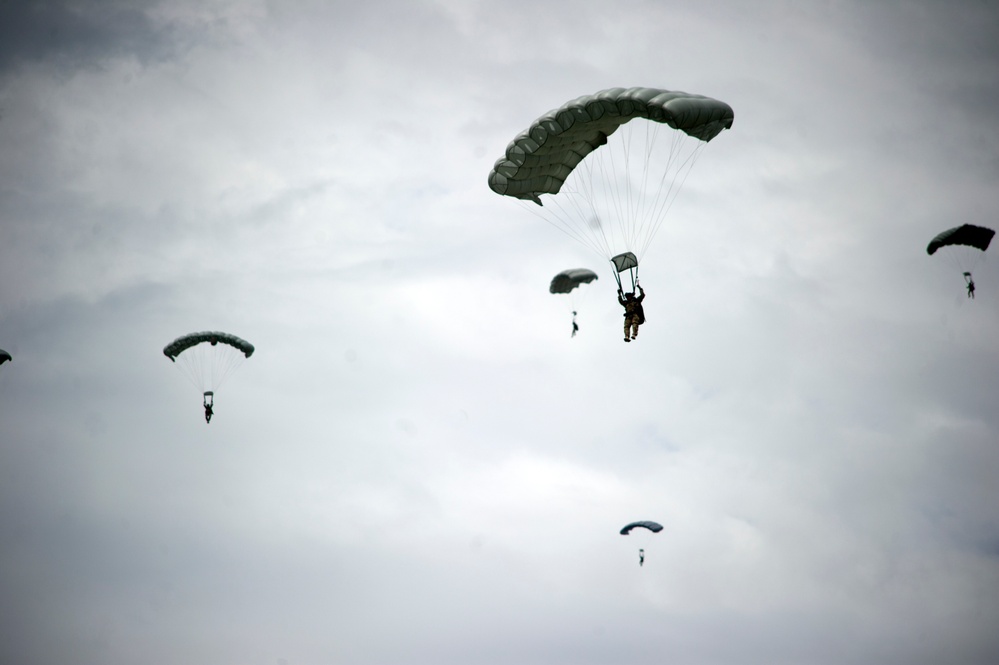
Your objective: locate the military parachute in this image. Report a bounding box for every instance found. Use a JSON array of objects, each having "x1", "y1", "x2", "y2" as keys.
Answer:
[
  {"x1": 927, "y1": 224, "x2": 994, "y2": 297},
  {"x1": 163, "y1": 331, "x2": 254, "y2": 422},
  {"x1": 550, "y1": 268, "x2": 599, "y2": 338},
  {"x1": 620, "y1": 520, "x2": 663, "y2": 567},
  {"x1": 620, "y1": 520, "x2": 663, "y2": 535},
  {"x1": 549, "y1": 268, "x2": 599, "y2": 295},
  {"x1": 0, "y1": 349, "x2": 10, "y2": 365},
  {"x1": 490, "y1": 87, "x2": 733, "y2": 292}
]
